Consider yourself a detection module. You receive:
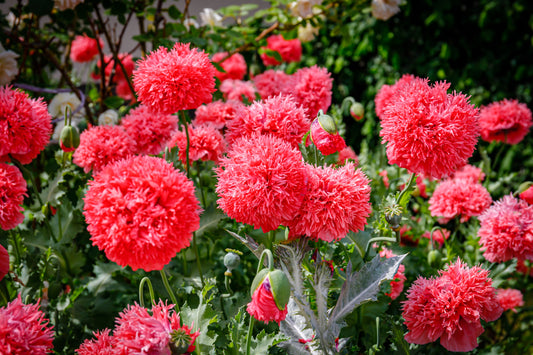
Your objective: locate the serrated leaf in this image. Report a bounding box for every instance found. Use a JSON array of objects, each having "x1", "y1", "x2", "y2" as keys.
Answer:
[
  {"x1": 249, "y1": 330, "x2": 286, "y2": 354},
  {"x1": 180, "y1": 287, "x2": 219, "y2": 354},
  {"x1": 86, "y1": 261, "x2": 123, "y2": 295},
  {"x1": 327, "y1": 254, "x2": 407, "y2": 341},
  {"x1": 225, "y1": 306, "x2": 248, "y2": 354}
]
